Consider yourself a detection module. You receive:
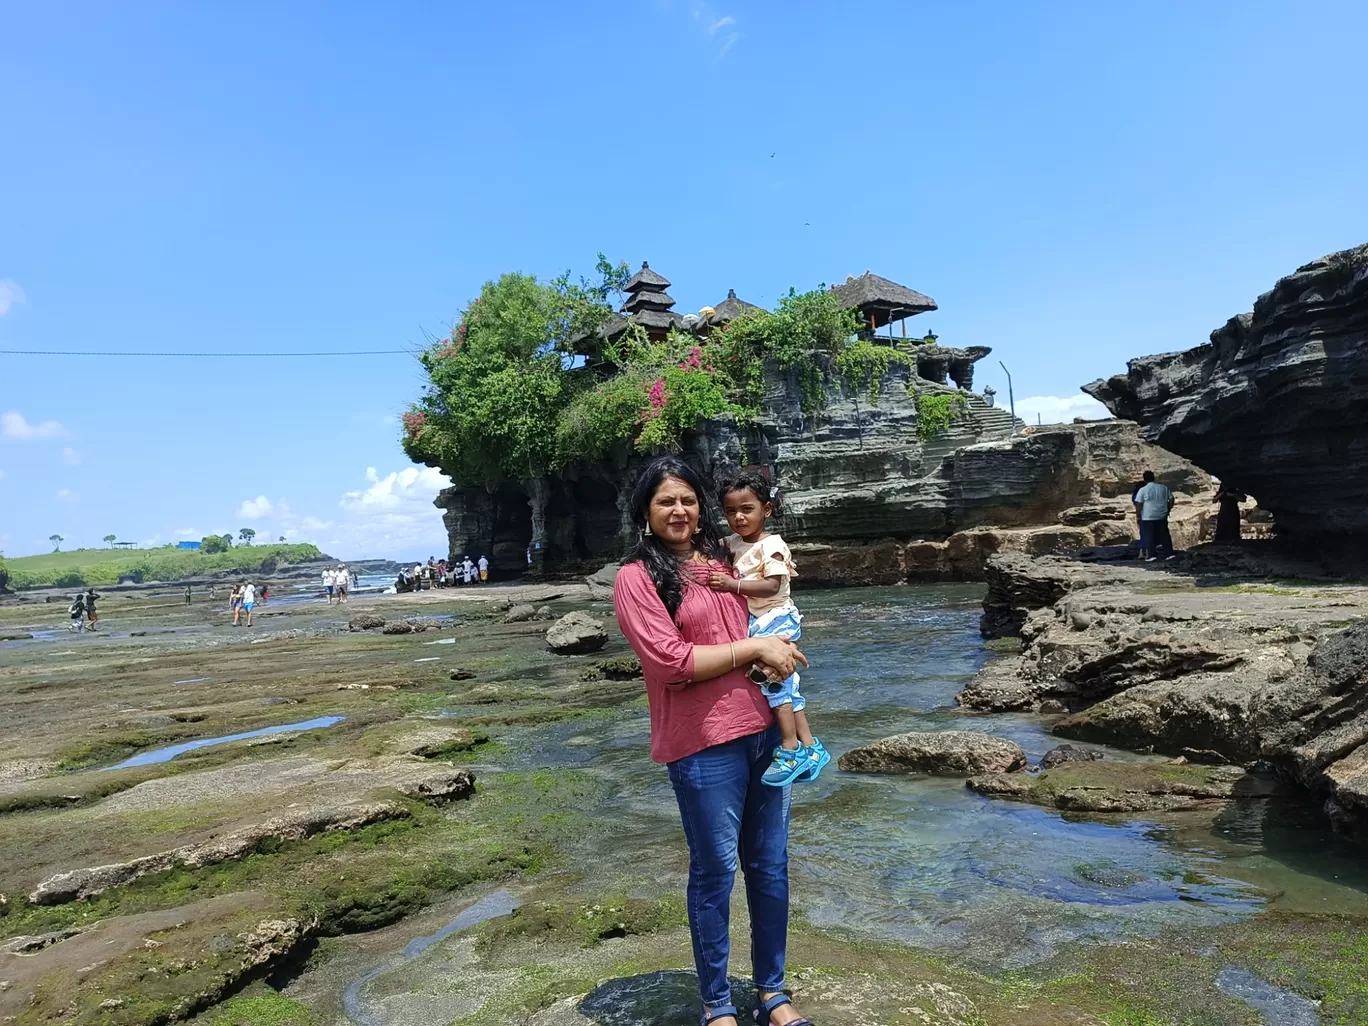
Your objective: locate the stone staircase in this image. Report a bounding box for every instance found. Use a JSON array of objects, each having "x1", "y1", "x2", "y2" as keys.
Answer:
[{"x1": 961, "y1": 393, "x2": 1021, "y2": 441}]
